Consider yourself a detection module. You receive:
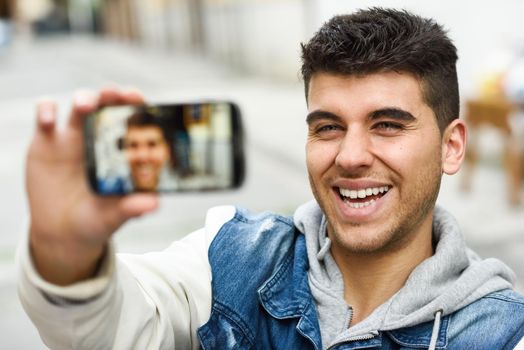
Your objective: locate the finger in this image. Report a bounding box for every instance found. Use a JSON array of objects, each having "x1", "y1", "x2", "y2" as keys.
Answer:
[
  {"x1": 81, "y1": 194, "x2": 159, "y2": 238},
  {"x1": 98, "y1": 87, "x2": 126, "y2": 107},
  {"x1": 98, "y1": 87, "x2": 145, "y2": 107},
  {"x1": 36, "y1": 99, "x2": 58, "y2": 134},
  {"x1": 122, "y1": 88, "x2": 145, "y2": 106},
  {"x1": 68, "y1": 90, "x2": 98, "y2": 130},
  {"x1": 117, "y1": 193, "x2": 160, "y2": 219}
]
